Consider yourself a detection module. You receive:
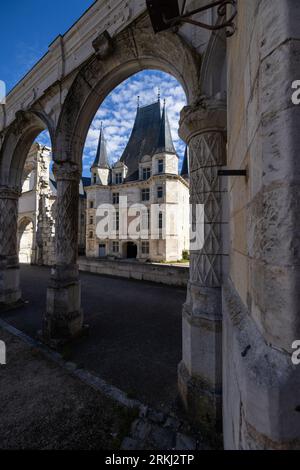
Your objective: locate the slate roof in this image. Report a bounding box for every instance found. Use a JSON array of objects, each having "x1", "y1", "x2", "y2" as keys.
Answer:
[
  {"x1": 180, "y1": 146, "x2": 189, "y2": 177},
  {"x1": 91, "y1": 125, "x2": 110, "y2": 169},
  {"x1": 156, "y1": 104, "x2": 176, "y2": 155},
  {"x1": 120, "y1": 100, "x2": 177, "y2": 181}
]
